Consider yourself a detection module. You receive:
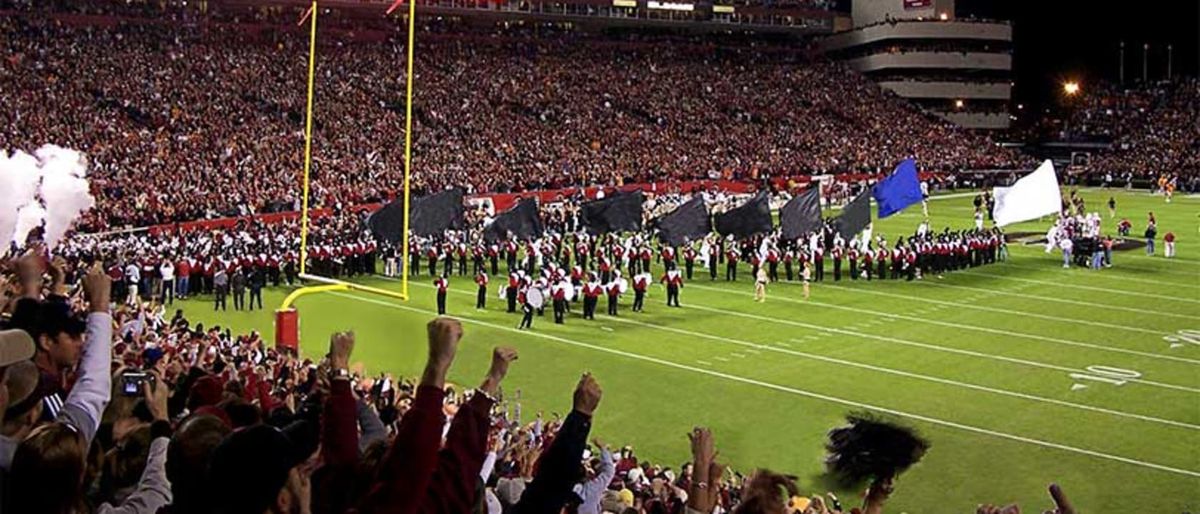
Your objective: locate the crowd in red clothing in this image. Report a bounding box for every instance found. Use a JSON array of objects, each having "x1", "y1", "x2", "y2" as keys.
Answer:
[
  {"x1": 1, "y1": 5, "x2": 1028, "y2": 233},
  {"x1": 1068, "y1": 79, "x2": 1200, "y2": 184},
  {"x1": 0, "y1": 253, "x2": 1083, "y2": 514}
]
